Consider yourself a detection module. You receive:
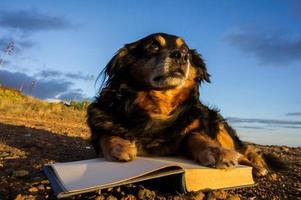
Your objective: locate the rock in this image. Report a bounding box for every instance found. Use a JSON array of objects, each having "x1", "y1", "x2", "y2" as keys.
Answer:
[
  {"x1": 227, "y1": 195, "x2": 240, "y2": 200},
  {"x1": 185, "y1": 191, "x2": 205, "y2": 200},
  {"x1": 121, "y1": 194, "x2": 137, "y2": 200},
  {"x1": 13, "y1": 170, "x2": 29, "y2": 178},
  {"x1": 270, "y1": 173, "x2": 278, "y2": 181},
  {"x1": 207, "y1": 190, "x2": 229, "y2": 200},
  {"x1": 40, "y1": 180, "x2": 49, "y2": 184},
  {"x1": 281, "y1": 146, "x2": 289, "y2": 152},
  {"x1": 106, "y1": 195, "x2": 117, "y2": 200},
  {"x1": 37, "y1": 184, "x2": 45, "y2": 191},
  {"x1": 169, "y1": 196, "x2": 183, "y2": 200},
  {"x1": 1, "y1": 152, "x2": 10, "y2": 157},
  {"x1": 95, "y1": 195, "x2": 105, "y2": 200},
  {"x1": 28, "y1": 187, "x2": 38, "y2": 193},
  {"x1": 138, "y1": 188, "x2": 156, "y2": 200}
]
